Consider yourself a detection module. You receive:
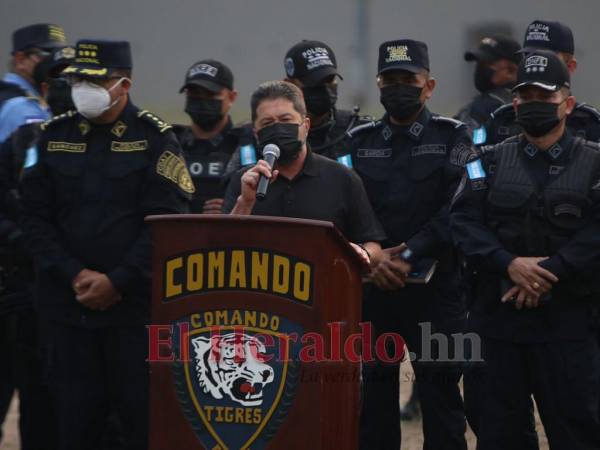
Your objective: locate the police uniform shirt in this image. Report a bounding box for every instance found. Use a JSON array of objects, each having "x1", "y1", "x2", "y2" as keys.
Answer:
[
  {"x1": 20, "y1": 100, "x2": 192, "y2": 326},
  {"x1": 482, "y1": 101, "x2": 600, "y2": 146},
  {"x1": 222, "y1": 149, "x2": 386, "y2": 244},
  {"x1": 307, "y1": 108, "x2": 367, "y2": 160},
  {"x1": 450, "y1": 131, "x2": 600, "y2": 341},
  {"x1": 174, "y1": 118, "x2": 248, "y2": 212},
  {"x1": 345, "y1": 107, "x2": 473, "y2": 261},
  {"x1": 454, "y1": 87, "x2": 512, "y2": 135},
  {"x1": 0, "y1": 73, "x2": 49, "y2": 143}
]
